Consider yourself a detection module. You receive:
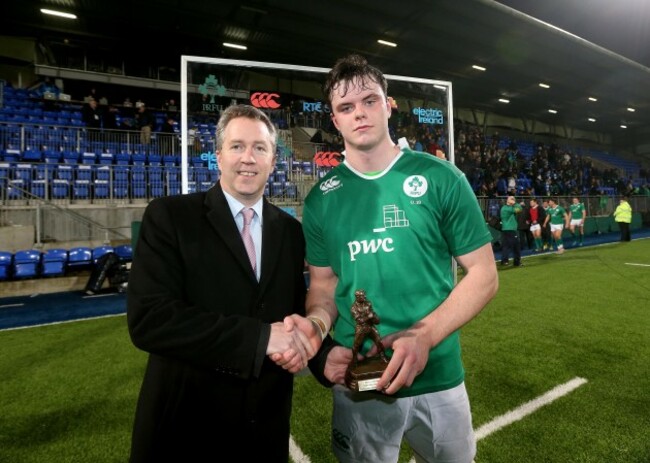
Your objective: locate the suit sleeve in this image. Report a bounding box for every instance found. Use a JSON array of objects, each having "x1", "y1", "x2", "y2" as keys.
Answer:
[{"x1": 127, "y1": 197, "x2": 267, "y2": 380}]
